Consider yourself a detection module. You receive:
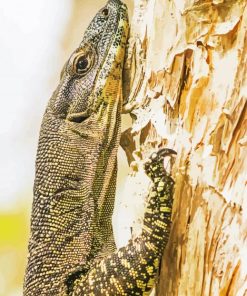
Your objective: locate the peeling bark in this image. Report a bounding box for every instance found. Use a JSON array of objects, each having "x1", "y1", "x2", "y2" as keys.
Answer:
[{"x1": 117, "y1": 0, "x2": 247, "y2": 295}]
